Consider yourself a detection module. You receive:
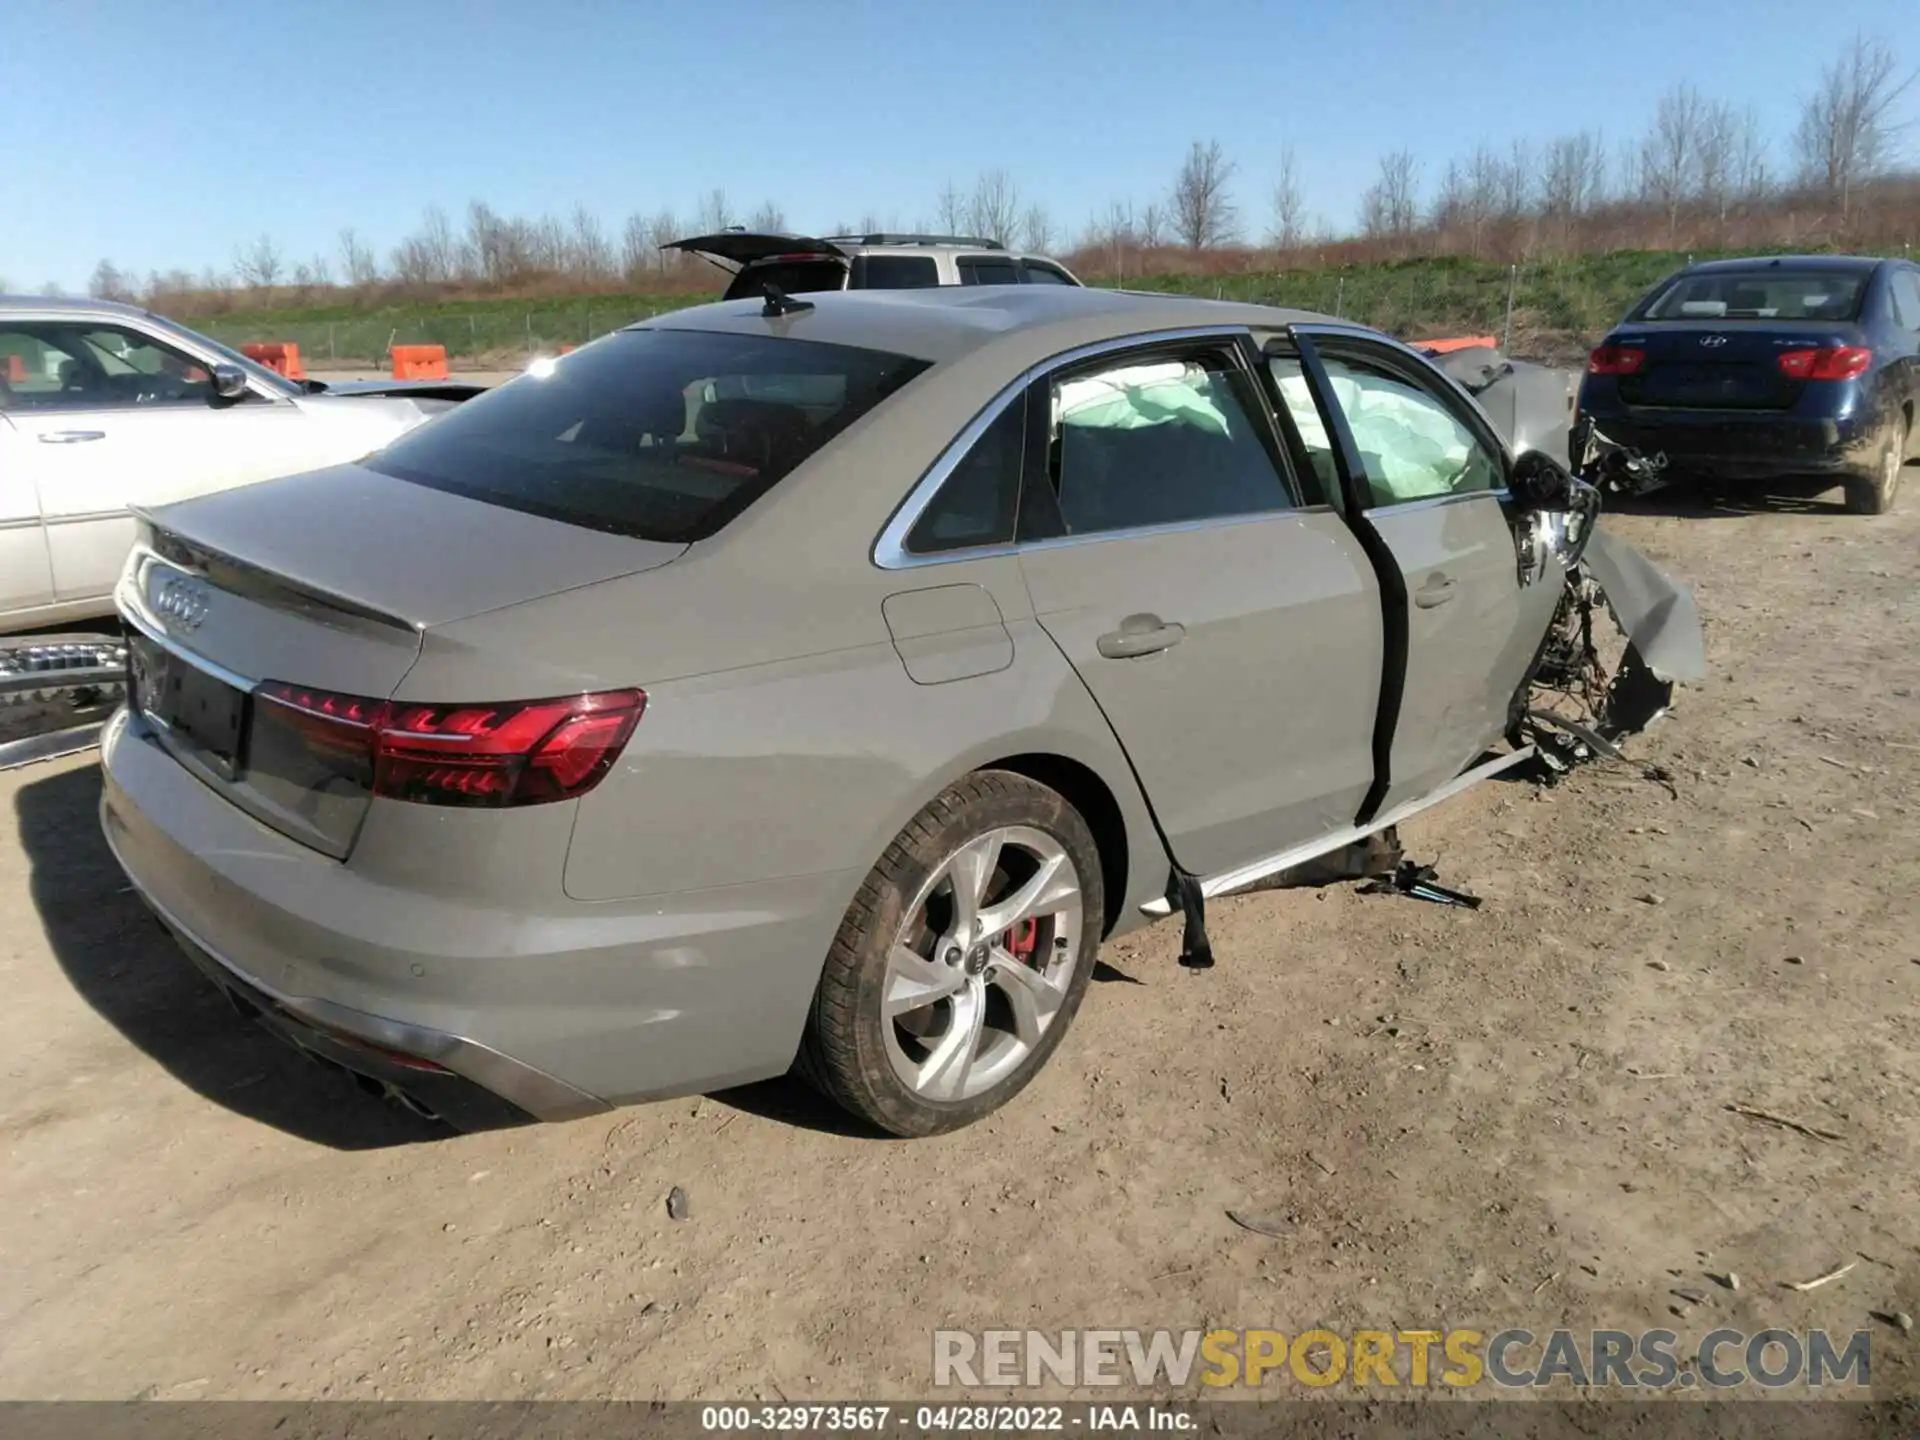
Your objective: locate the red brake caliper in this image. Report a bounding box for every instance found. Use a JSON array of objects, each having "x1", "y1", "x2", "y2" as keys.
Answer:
[{"x1": 1004, "y1": 918, "x2": 1040, "y2": 968}]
